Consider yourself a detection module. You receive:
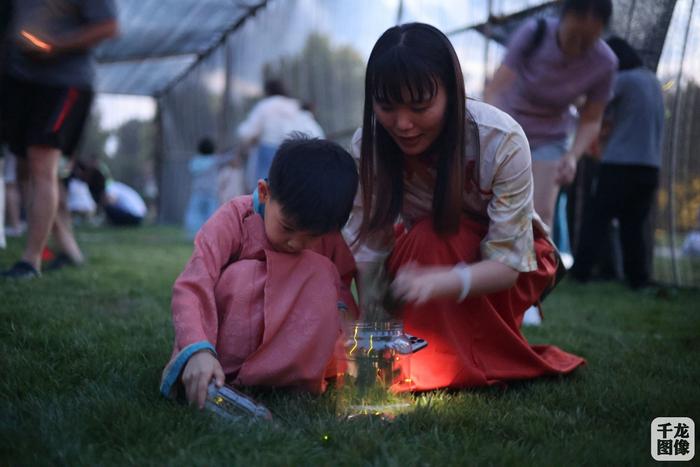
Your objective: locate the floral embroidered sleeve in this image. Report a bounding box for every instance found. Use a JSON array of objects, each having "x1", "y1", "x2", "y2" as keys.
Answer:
[{"x1": 481, "y1": 125, "x2": 538, "y2": 272}]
